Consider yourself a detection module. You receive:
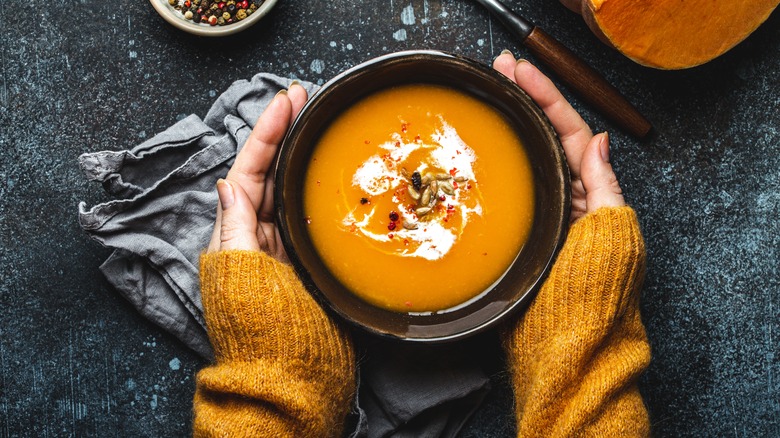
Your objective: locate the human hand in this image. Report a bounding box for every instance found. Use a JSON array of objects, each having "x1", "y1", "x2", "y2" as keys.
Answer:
[
  {"x1": 206, "y1": 83, "x2": 309, "y2": 259},
  {"x1": 493, "y1": 51, "x2": 625, "y2": 222}
]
